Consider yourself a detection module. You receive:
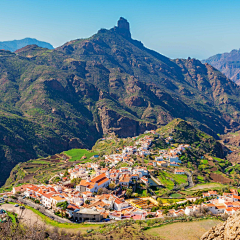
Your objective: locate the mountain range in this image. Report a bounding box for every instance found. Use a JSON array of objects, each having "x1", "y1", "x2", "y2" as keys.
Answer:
[
  {"x1": 0, "y1": 38, "x2": 53, "y2": 52},
  {"x1": 1, "y1": 17, "x2": 240, "y2": 185},
  {"x1": 203, "y1": 49, "x2": 240, "y2": 85}
]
